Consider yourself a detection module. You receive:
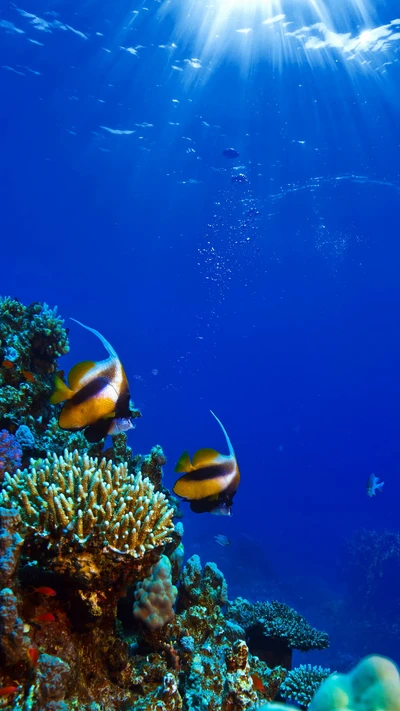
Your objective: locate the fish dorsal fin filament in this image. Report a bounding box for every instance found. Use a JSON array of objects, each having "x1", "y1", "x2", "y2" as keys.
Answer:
[
  {"x1": 68, "y1": 361, "x2": 96, "y2": 390},
  {"x1": 192, "y1": 448, "x2": 222, "y2": 468},
  {"x1": 70, "y1": 318, "x2": 118, "y2": 359},
  {"x1": 175, "y1": 451, "x2": 192, "y2": 473},
  {"x1": 209, "y1": 410, "x2": 235, "y2": 459}
]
